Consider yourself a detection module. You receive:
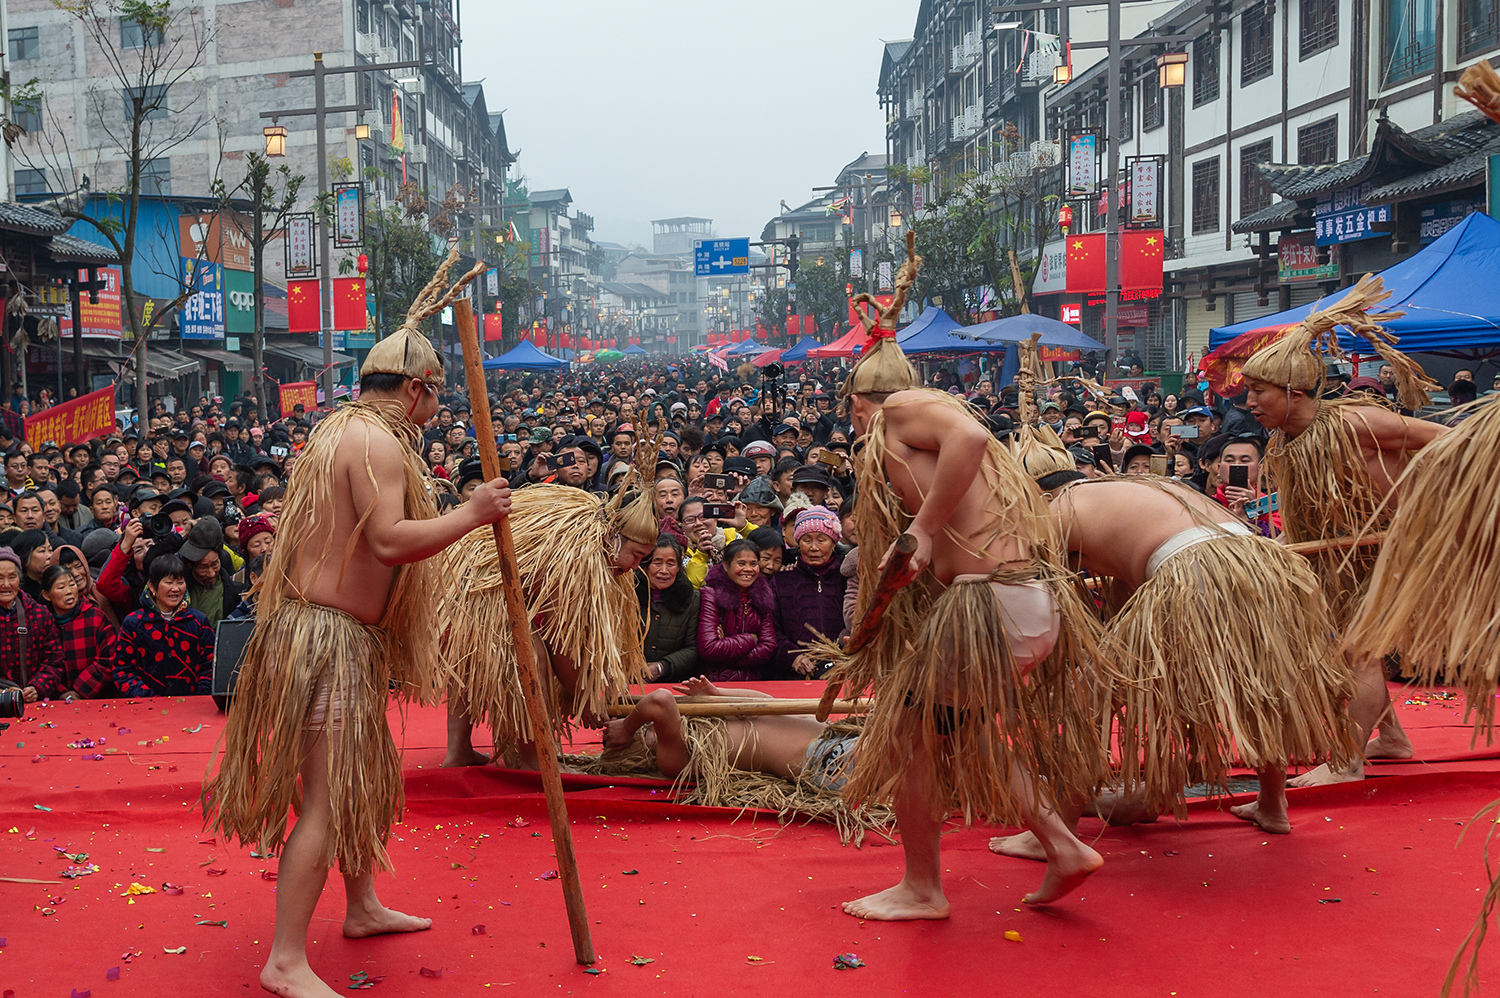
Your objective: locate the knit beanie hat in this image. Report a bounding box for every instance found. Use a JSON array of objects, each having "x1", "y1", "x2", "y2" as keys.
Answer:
[
  {"x1": 237, "y1": 514, "x2": 275, "y2": 551},
  {"x1": 793, "y1": 505, "x2": 842, "y2": 544}
]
